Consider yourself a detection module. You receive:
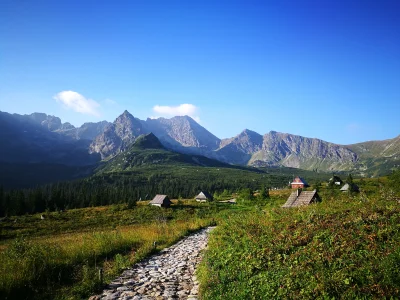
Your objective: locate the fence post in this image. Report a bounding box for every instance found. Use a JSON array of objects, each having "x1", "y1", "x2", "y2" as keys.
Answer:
[{"x1": 98, "y1": 268, "x2": 103, "y2": 285}]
